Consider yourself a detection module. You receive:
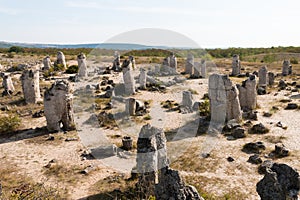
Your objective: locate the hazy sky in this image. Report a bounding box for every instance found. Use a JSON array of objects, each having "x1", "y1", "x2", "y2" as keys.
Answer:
[{"x1": 1, "y1": 0, "x2": 300, "y2": 48}]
